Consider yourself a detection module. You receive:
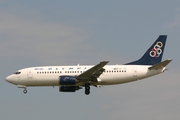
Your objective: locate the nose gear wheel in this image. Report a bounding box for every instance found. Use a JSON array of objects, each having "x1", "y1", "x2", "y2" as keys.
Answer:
[{"x1": 23, "y1": 88, "x2": 27, "y2": 94}]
